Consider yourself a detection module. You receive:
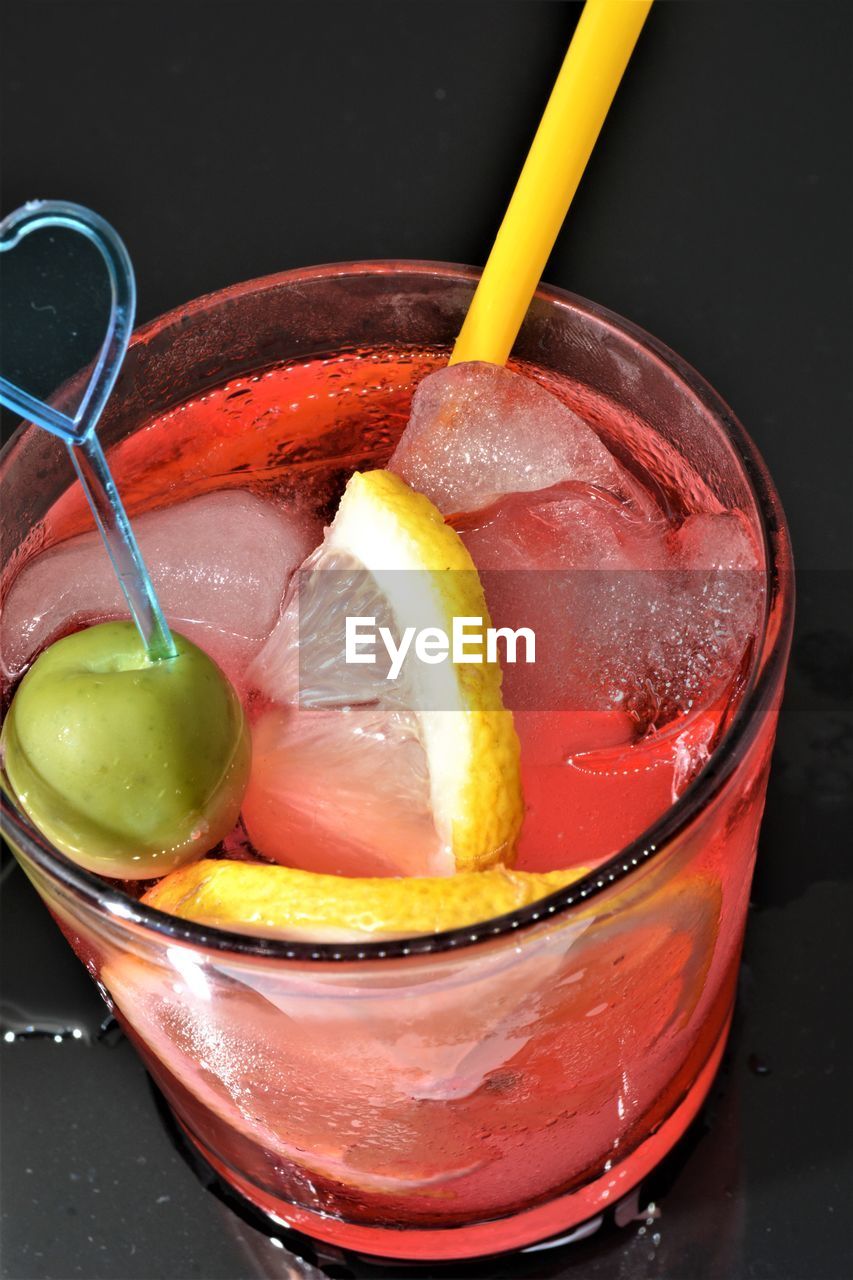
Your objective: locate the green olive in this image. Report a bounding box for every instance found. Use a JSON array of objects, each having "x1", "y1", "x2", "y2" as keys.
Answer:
[{"x1": 1, "y1": 621, "x2": 251, "y2": 878}]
